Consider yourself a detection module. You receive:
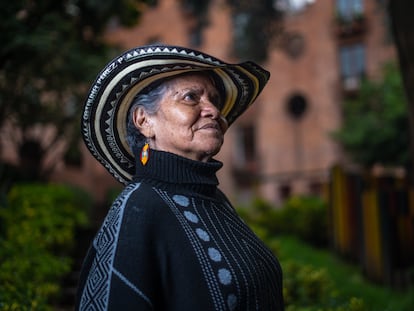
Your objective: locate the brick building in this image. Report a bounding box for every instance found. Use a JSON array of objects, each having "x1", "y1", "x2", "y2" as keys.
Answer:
[{"x1": 51, "y1": 0, "x2": 396, "y2": 205}]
